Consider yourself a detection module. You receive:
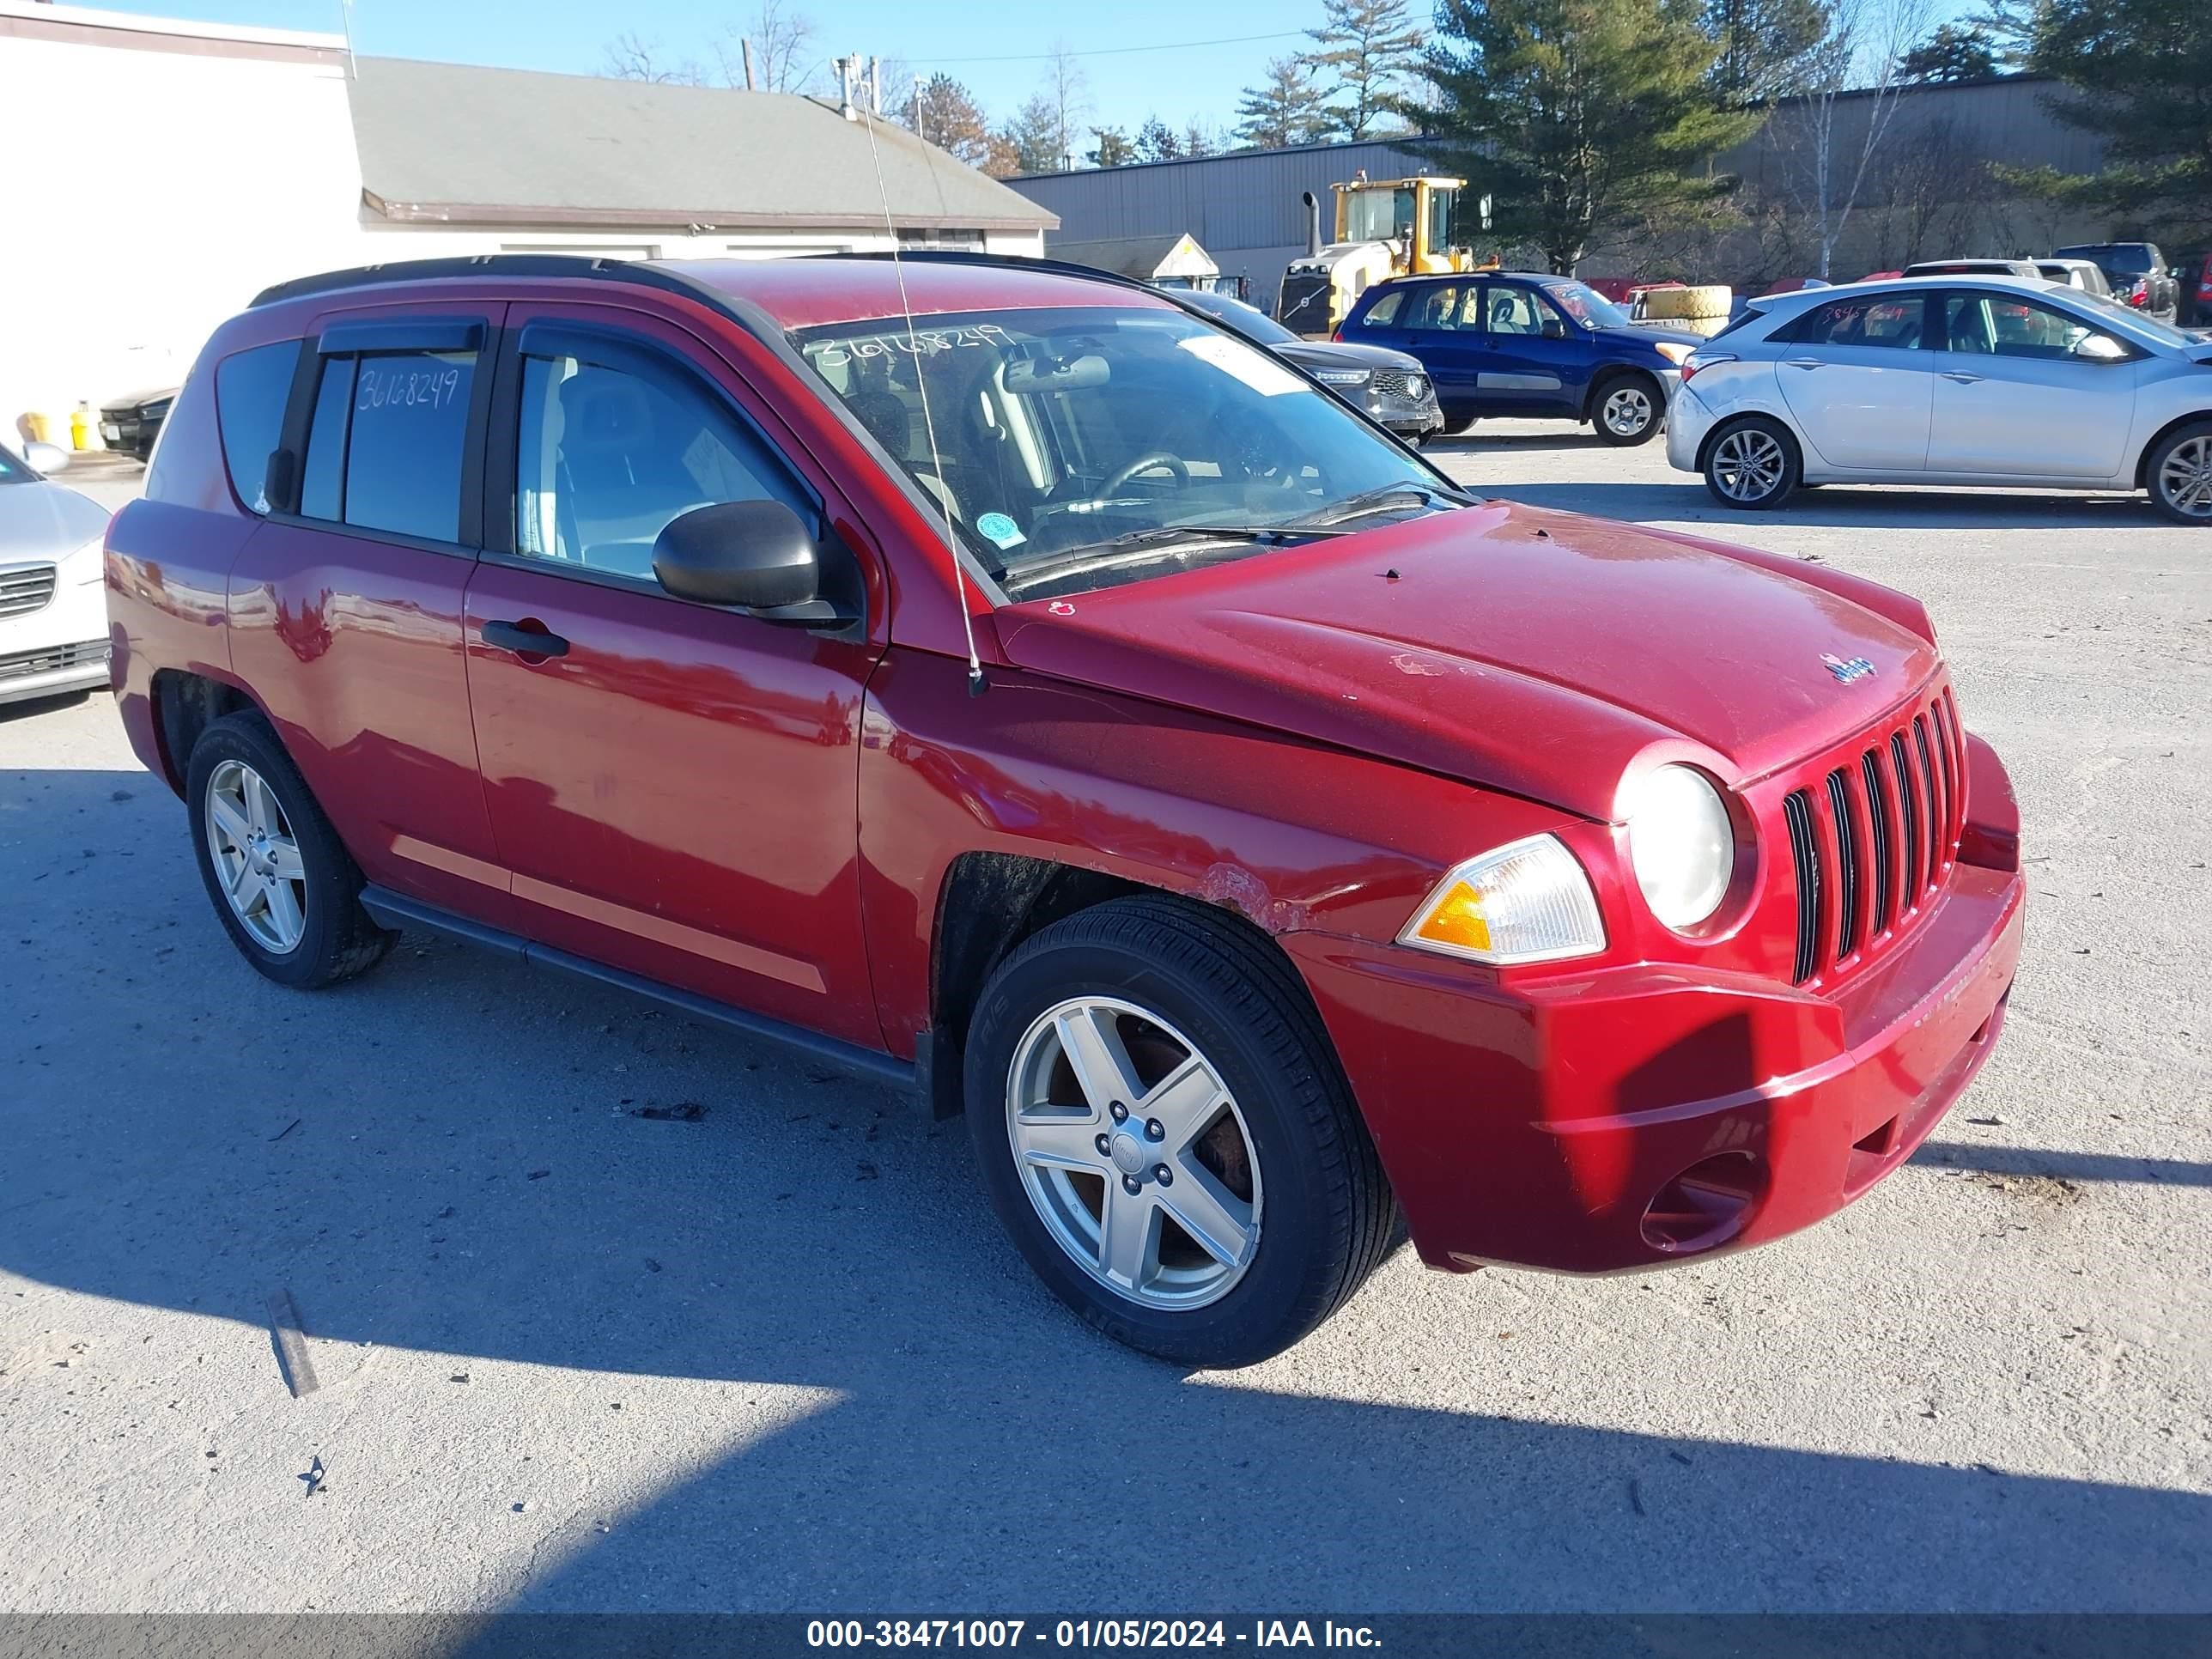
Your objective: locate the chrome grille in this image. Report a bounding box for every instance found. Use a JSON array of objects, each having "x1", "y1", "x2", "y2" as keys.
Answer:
[
  {"x1": 1785, "y1": 687, "x2": 1966, "y2": 986},
  {"x1": 0, "y1": 564, "x2": 57, "y2": 619},
  {"x1": 1370, "y1": 368, "x2": 1425, "y2": 399}
]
